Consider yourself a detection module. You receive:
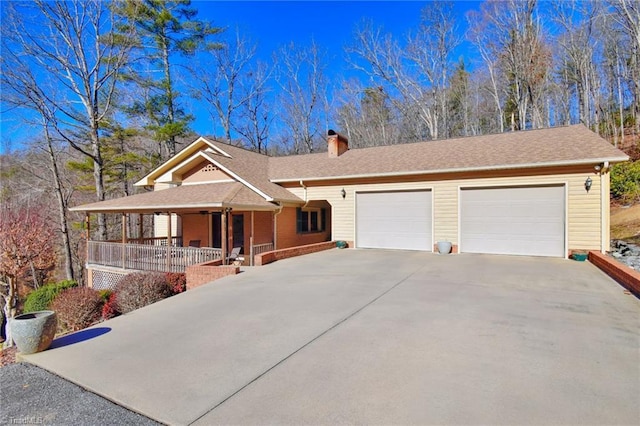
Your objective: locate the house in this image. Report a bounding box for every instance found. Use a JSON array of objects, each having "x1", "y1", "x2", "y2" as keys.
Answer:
[{"x1": 71, "y1": 125, "x2": 628, "y2": 288}]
